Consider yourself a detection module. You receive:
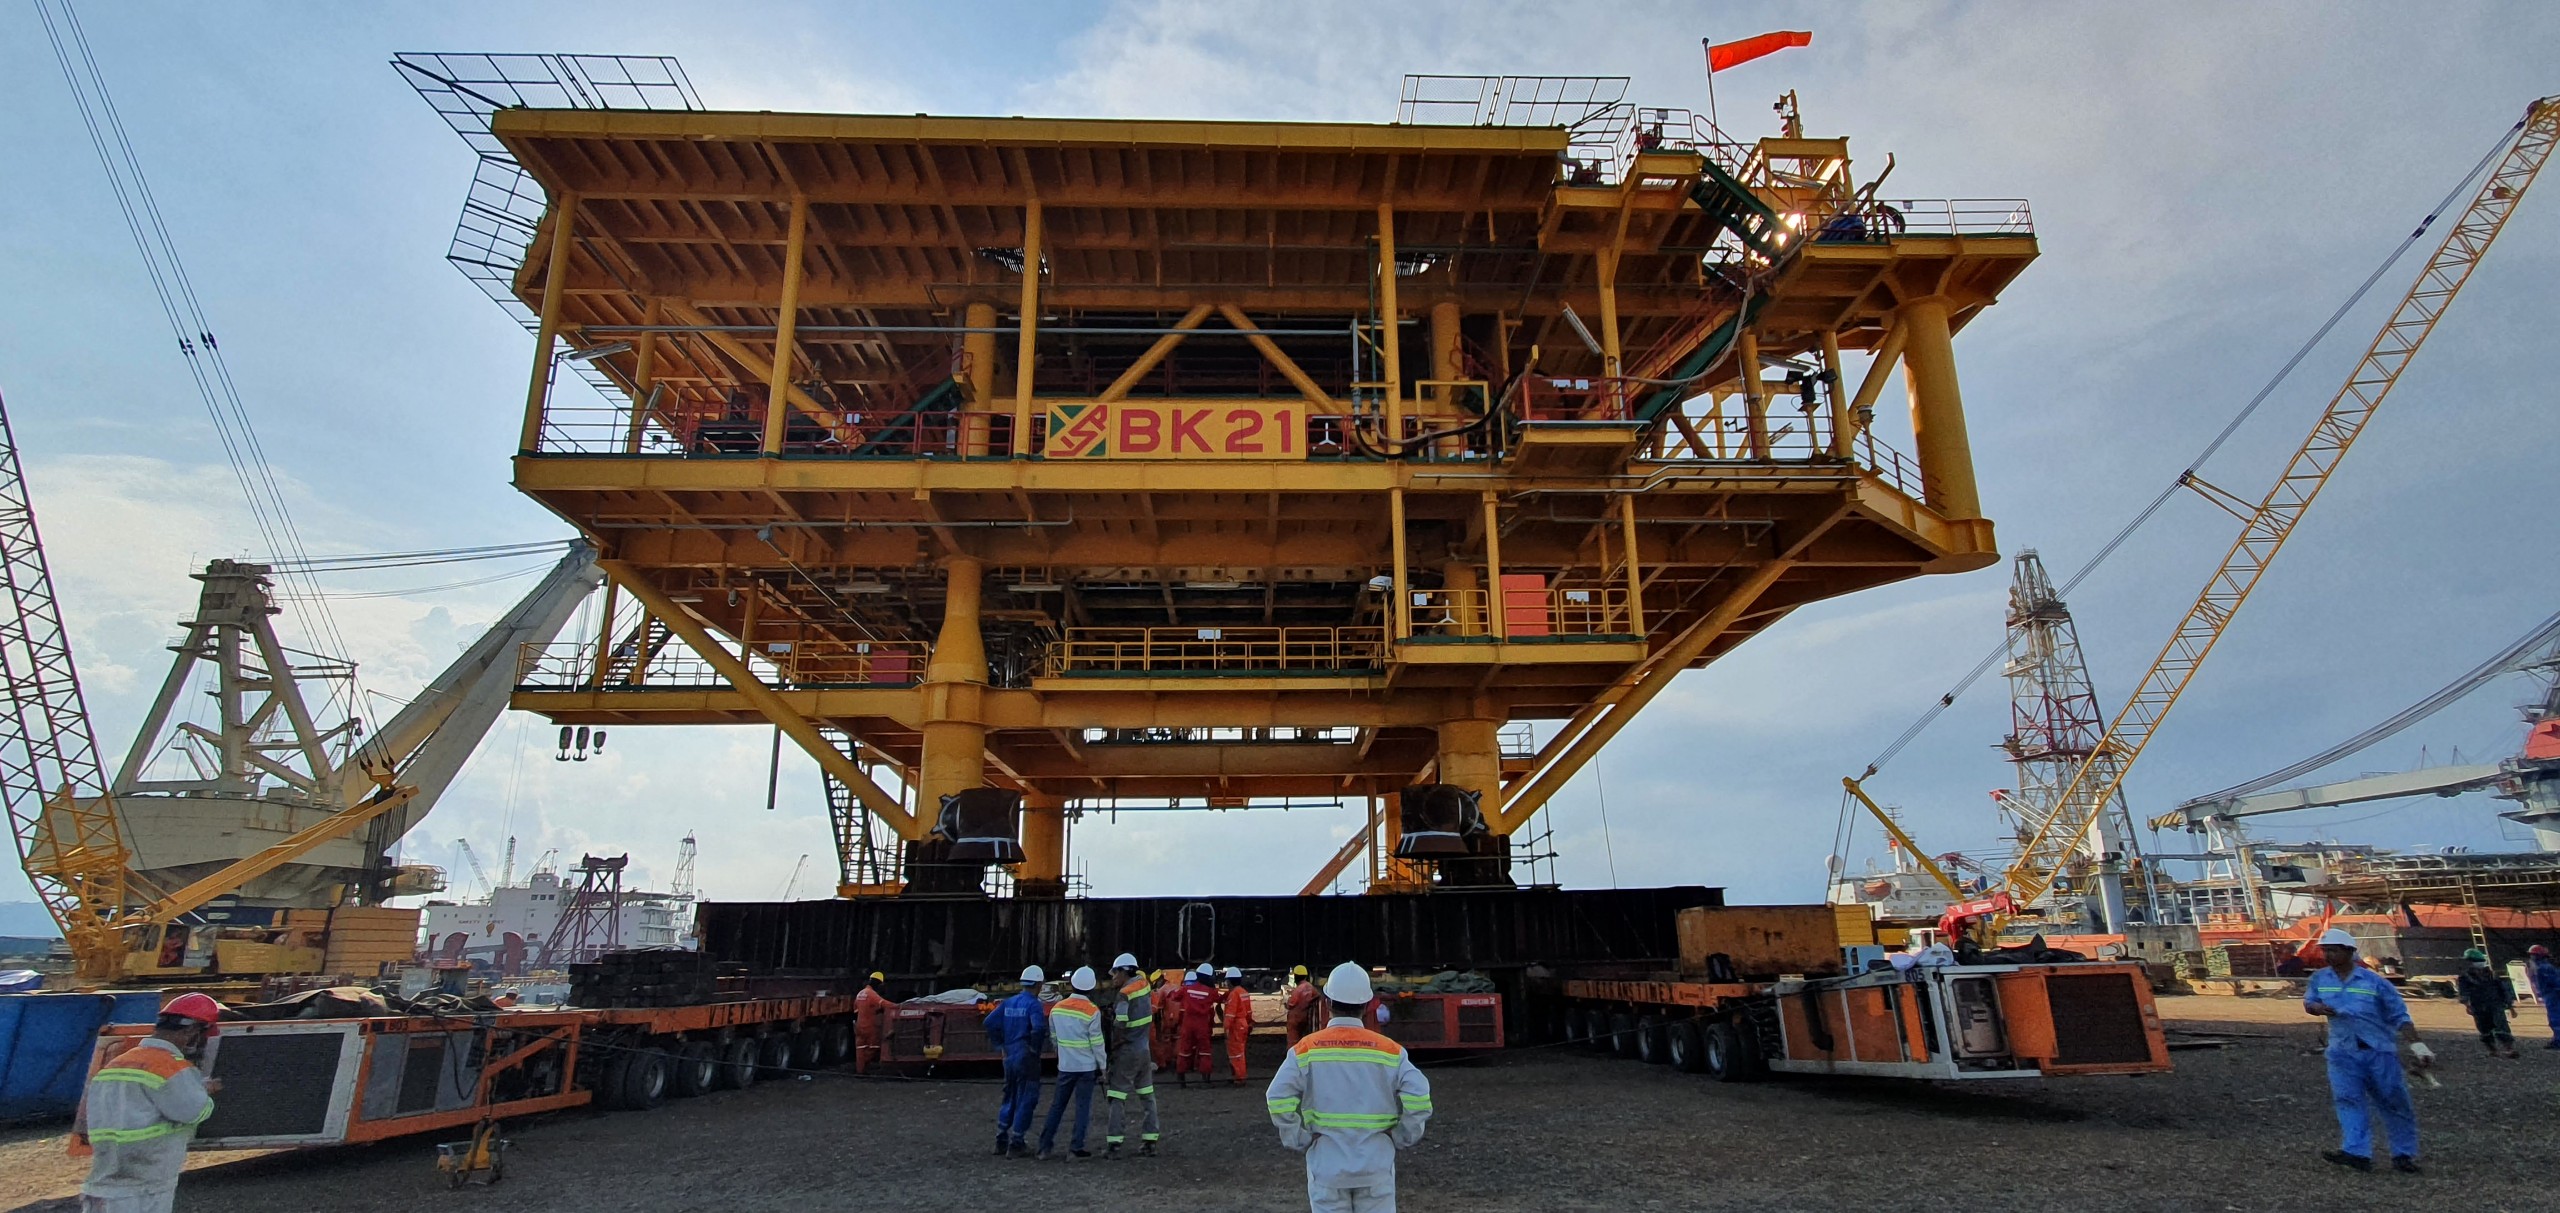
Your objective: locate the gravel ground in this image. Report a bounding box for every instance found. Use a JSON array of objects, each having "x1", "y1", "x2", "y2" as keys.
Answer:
[{"x1": 4, "y1": 998, "x2": 2555, "y2": 1213}]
